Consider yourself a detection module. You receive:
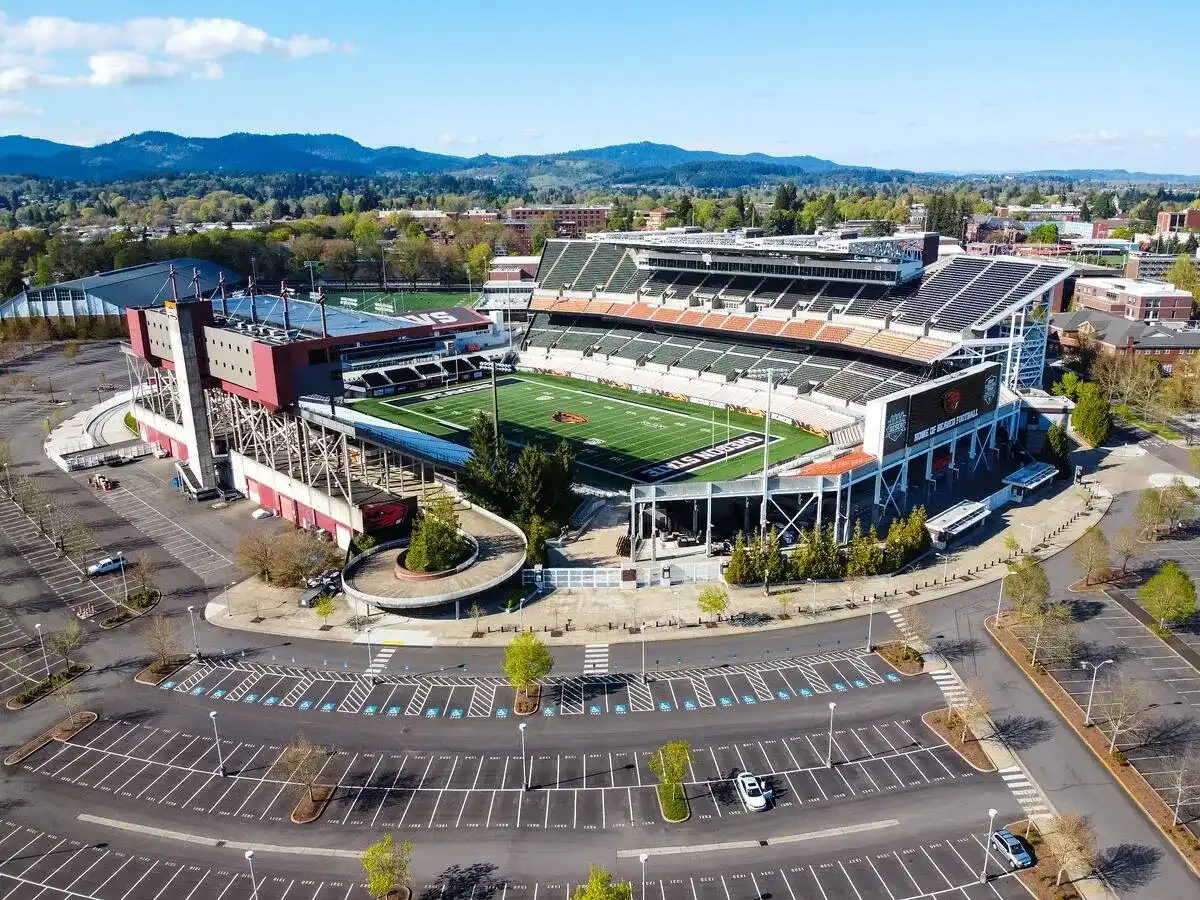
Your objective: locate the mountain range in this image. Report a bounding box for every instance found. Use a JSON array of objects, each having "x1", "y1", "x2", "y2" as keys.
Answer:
[{"x1": 0, "y1": 132, "x2": 1191, "y2": 185}]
